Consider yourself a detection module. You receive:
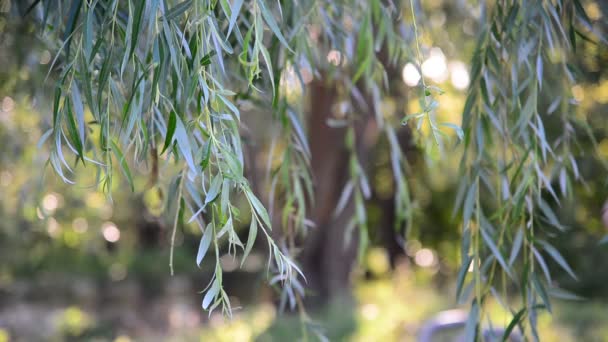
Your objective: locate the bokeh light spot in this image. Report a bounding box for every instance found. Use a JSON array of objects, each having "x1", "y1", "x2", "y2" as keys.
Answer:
[
  {"x1": 102, "y1": 222, "x2": 120, "y2": 243},
  {"x1": 415, "y1": 248, "x2": 436, "y2": 268},
  {"x1": 402, "y1": 63, "x2": 421, "y2": 87}
]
